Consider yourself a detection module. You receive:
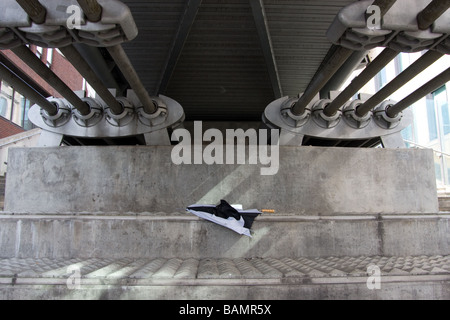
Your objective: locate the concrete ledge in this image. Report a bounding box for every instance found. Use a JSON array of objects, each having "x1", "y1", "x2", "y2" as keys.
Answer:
[
  {"x1": 1, "y1": 281, "x2": 448, "y2": 299},
  {"x1": 5, "y1": 146, "x2": 439, "y2": 214},
  {"x1": 0, "y1": 255, "x2": 448, "y2": 299},
  {"x1": 1, "y1": 213, "x2": 448, "y2": 259}
]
